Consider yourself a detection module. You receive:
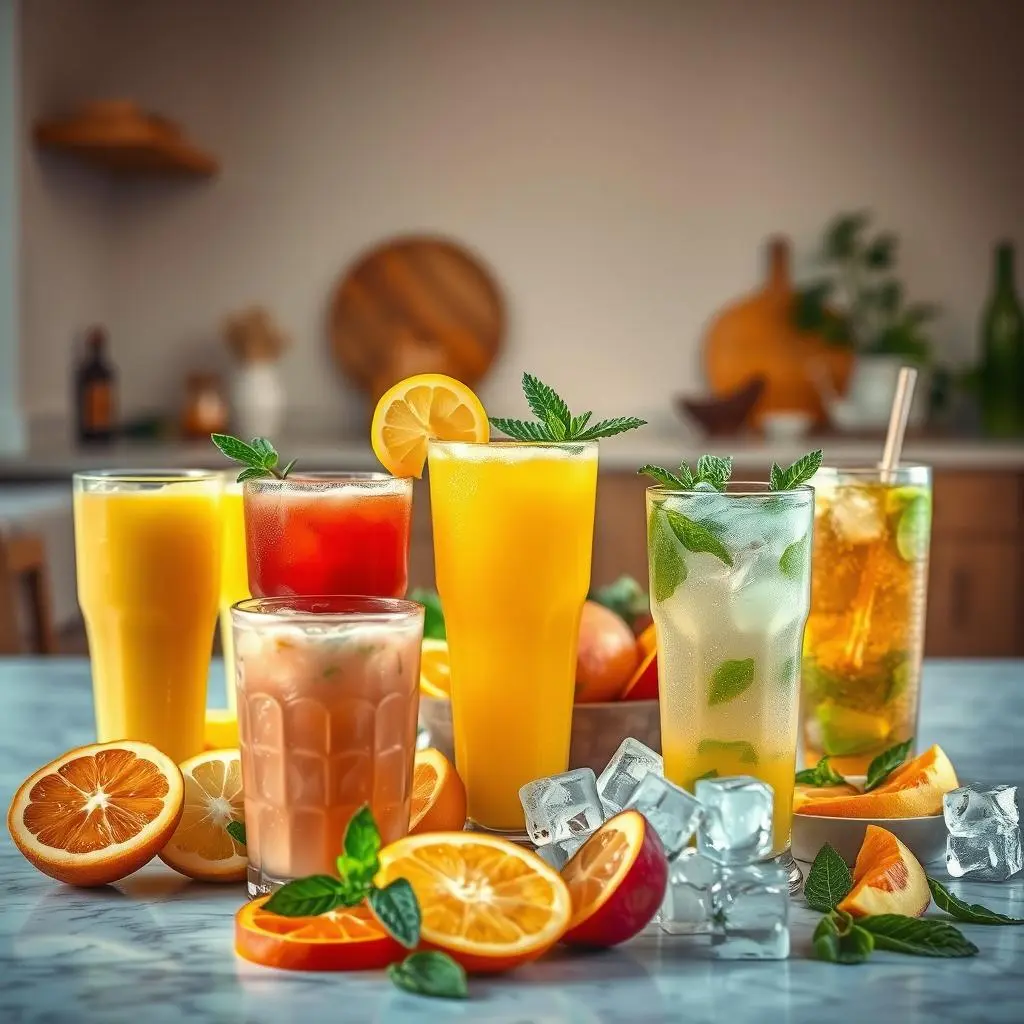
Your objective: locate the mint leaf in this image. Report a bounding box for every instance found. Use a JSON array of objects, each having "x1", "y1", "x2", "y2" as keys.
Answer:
[
  {"x1": 573, "y1": 416, "x2": 647, "y2": 441},
  {"x1": 263, "y1": 875, "x2": 350, "y2": 917},
  {"x1": 279, "y1": 457, "x2": 297, "y2": 478},
  {"x1": 212, "y1": 433, "x2": 261, "y2": 465},
  {"x1": 649, "y1": 509, "x2": 687, "y2": 601},
  {"x1": 695, "y1": 769, "x2": 719, "y2": 781},
  {"x1": 388, "y1": 951, "x2": 468, "y2": 1000},
  {"x1": 344, "y1": 805, "x2": 381, "y2": 865},
  {"x1": 570, "y1": 411, "x2": 592, "y2": 436},
  {"x1": 708, "y1": 658, "x2": 755, "y2": 706},
  {"x1": 927, "y1": 877, "x2": 1024, "y2": 925},
  {"x1": 521, "y1": 372, "x2": 571, "y2": 433},
  {"x1": 696, "y1": 454, "x2": 733, "y2": 490},
  {"x1": 779, "y1": 533, "x2": 810, "y2": 580},
  {"x1": 863, "y1": 738, "x2": 914, "y2": 791},
  {"x1": 488, "y1": 417, "x2": 554, "y2": 442},
  {"x1": 813, "y1": 909, "x2": 874, "y2": 964},
  {"x1": 250, "y1": 436, "x2": 279, "y2": 468},
  {"x1": 677, "y1": 463, "x2": 696, "y2": 488},
  {"x1": 211, "y1": 432, "x2": 295, "y2": 481},
  {"x1": 665, "y1": 509, "x2": 734, "y2": 566},
  {"x1": 795, "y1": 756, "x2": 848, "y2": 787},
  {"x1": 225, "y1": 820, "x2": 246, "y2": 846},
  {"x1": 859, "y1": 915, "x2": 978, "y2": 958},
  {"x1": 804, "y1": 843, "x2": 853, "y2": 912},
  {"x1": 769, "y1": 449, "x2": 823, "y2": 490},
  {"x1": 638, "y1": 465, "x2": 687, "y2": 489},
  {"x1": 697, "y1": 739, "x2": 759, "y2": 765},
  {"x1": 368, "y1": 878, "x2": 421, "y2": 949},
  {"x1": 409, "y1": 588, "x2": 445, "y2": 640},
  {"x1": 236, "y1": 466, "x2": 272, "y2": 483}
]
